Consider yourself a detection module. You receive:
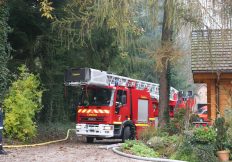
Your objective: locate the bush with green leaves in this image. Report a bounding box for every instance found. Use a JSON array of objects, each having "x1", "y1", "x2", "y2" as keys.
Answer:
[
  {"x1": 170, "y1": 139, "x2": 198, "y2": 162},
  {"x1": 224, "y1": 108, "x2": 232, "y2": 160},
  {"x1": 122, "y1": 140, "x2": 159, "y2": 158},
  {"x1": 171, "y1": 136, "x2": 218, "y2": 162},
  {"x1": 3, "y1": 65, "x2": 43, "y2": 141},
  {"x1": 193, "y1": 144, "x2": 218, "y2": 162},
  {"x1": 147, "y1": 135, "x2": 180, "y2": 157},
  {"x1": 192, "y1": 126, "x2": 216, "y2": 144},
  {"x1": 214, "y1": 117, "x2": 229, "y2": 151},
  {"x1": 138, "y1": 126, "x2": 158, "y2": 142},
  {"x1": 168, "y1": 108, "x2": 186, "y2": 134}
]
